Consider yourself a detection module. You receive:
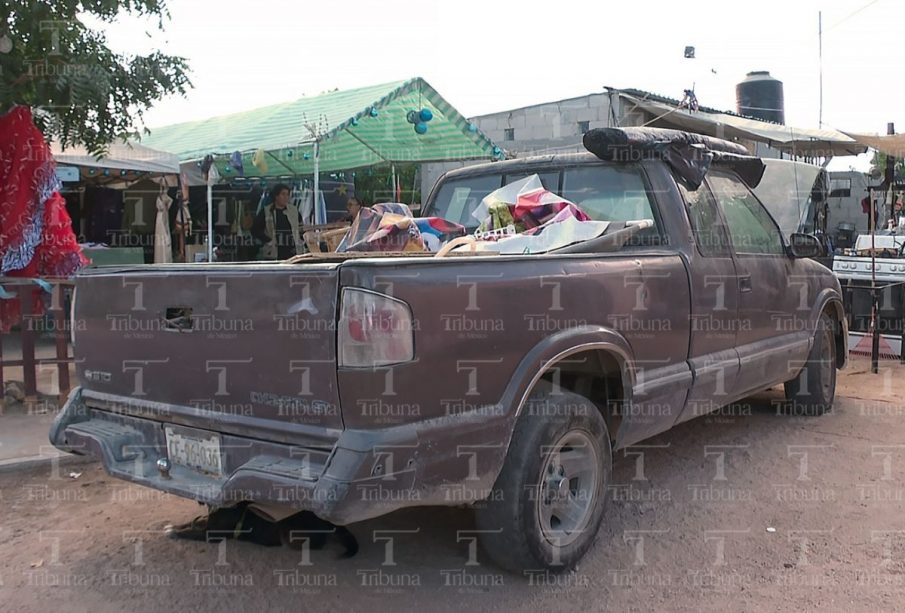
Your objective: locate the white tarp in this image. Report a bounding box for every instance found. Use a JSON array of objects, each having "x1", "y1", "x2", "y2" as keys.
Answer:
[
  {"x1": 619, "y1": 93, "x2": 866, "y2": 157},
  {"x1": 842, "y1": 132, "x2": 905, "y2": 159}
]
